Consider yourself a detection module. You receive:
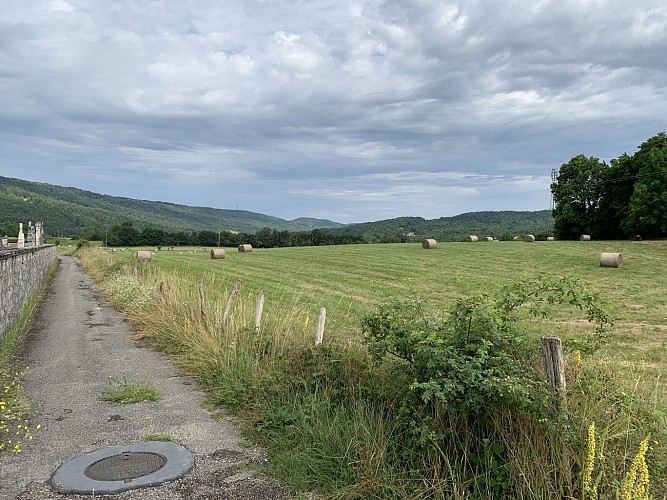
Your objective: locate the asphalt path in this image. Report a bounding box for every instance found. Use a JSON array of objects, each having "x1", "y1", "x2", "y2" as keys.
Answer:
[{"x1": 0, "y1": 256, "x2": 289, "y2": 499}]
